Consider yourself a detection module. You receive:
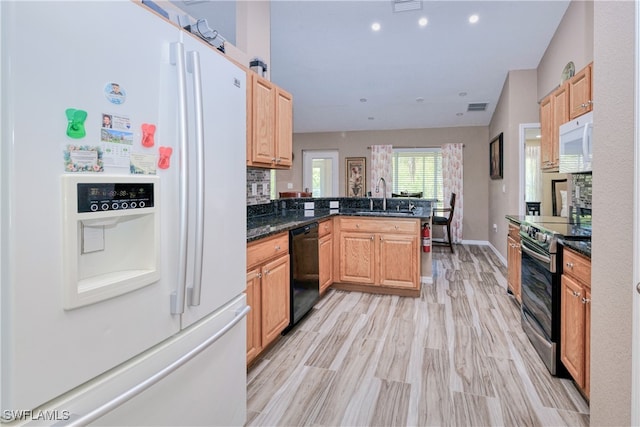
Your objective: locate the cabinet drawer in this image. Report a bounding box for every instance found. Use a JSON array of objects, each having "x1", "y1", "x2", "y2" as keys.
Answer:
[
  {"x1": 319, "y1": 218, "x2": 333, "y2": 238},
  {"x1": 563, "y1": 248, "x2": 591, "y2": 287},
  {"x1": 339, "y1": 217, "x2": 419, "y2": 234},
  {"x1": 247, "y1": 233, "x2": 289, "y2": 268}
]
